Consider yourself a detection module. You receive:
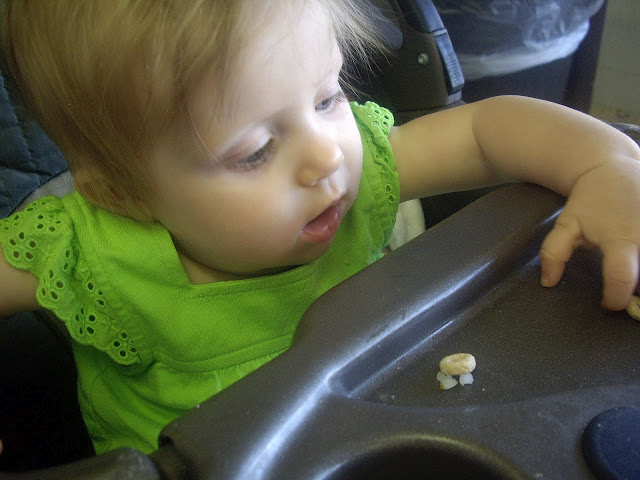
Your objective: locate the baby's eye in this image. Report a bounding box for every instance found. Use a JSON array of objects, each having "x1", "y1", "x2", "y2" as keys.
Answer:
[
  {"x1": 315, "y1": 90, "x2": 347, "y2": 113},
  {"x1": 231, "y1": 139, "x2": 274, "y2": 171}
]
